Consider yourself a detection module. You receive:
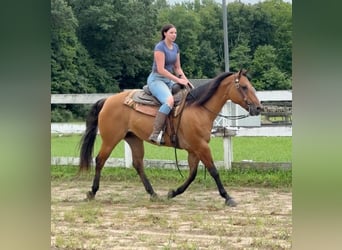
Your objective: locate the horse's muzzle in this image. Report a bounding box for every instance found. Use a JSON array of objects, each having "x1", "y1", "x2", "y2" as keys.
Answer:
[{"x1": 249, "y1": 105, "x2": 262, "y2": 116}]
